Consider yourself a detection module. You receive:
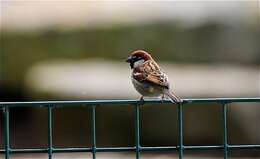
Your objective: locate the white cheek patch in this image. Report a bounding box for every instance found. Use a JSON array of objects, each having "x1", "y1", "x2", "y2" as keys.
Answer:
[{"x1": 133, "y1": 59, "x2": 145, "y2": 68}]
